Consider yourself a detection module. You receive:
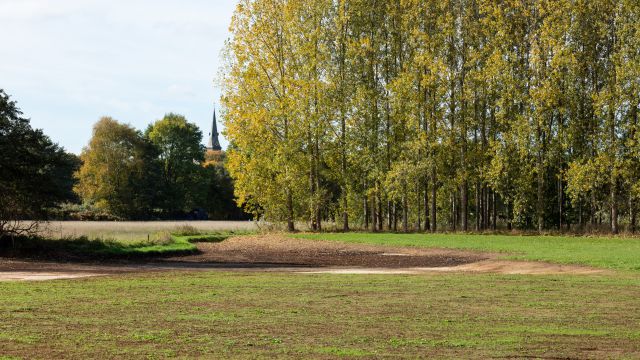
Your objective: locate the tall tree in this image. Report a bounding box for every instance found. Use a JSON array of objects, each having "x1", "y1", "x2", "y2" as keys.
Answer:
[
  {"x1": 222, "y1": 0, "x2": 640, "y2": 234},
  {"x1": 75, "y1": 117, "x2": 157, "y2": 219},
  {"x1": 0, "y1": 89, "x2": 79, "y2": 240},
  {"x1": 146, "y1": 113, "x2": 205, "y2": 215}
]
